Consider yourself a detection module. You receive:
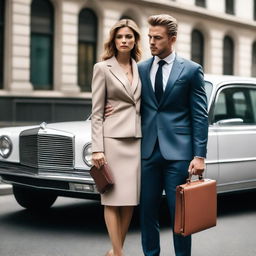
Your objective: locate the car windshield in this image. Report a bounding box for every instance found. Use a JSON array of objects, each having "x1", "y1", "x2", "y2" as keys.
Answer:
[{"x1": 204, "y1": 81, "x2": 213, "y2": 105}]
